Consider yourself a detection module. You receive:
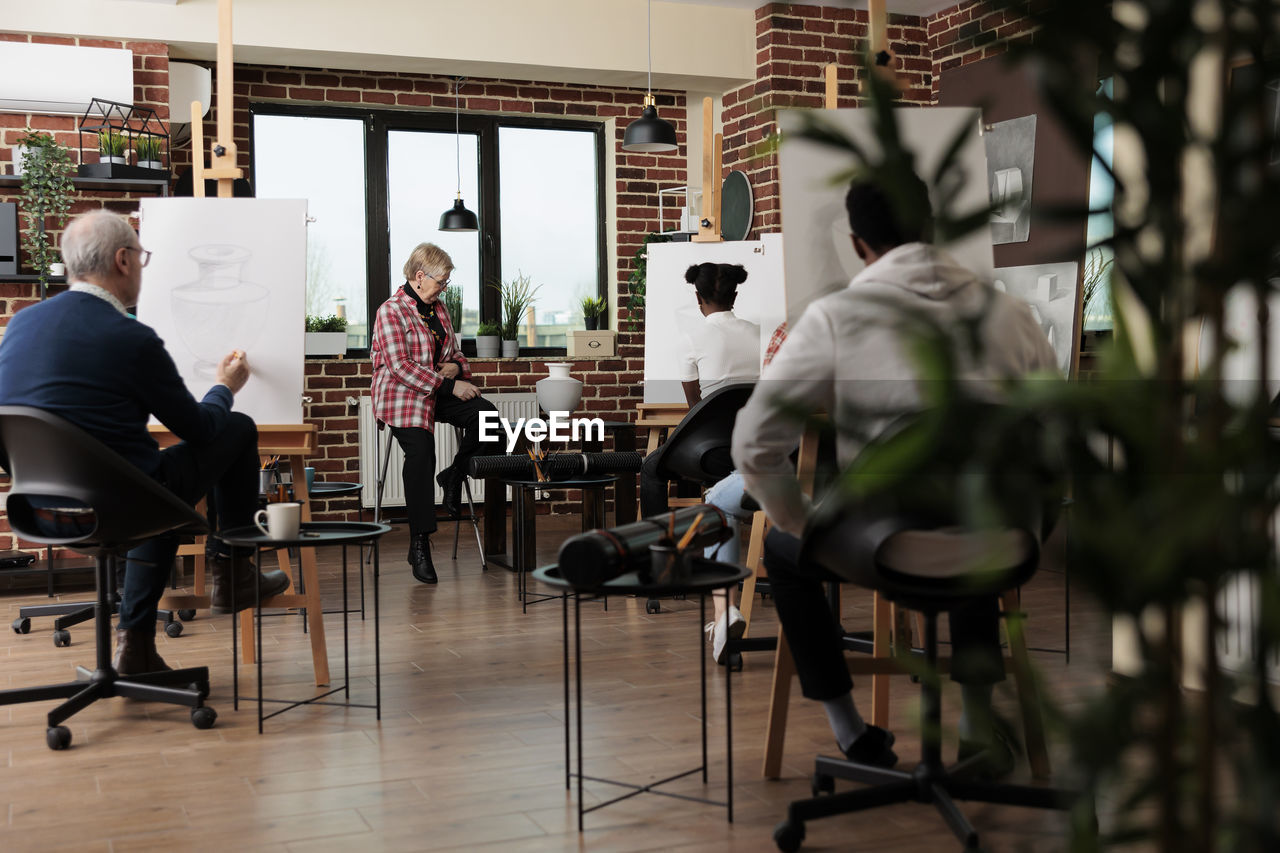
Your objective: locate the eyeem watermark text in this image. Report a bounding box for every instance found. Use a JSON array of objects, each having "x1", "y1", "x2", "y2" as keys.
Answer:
[{"x1": 478, "y1": 411, "x2": 605, "y2": 453}]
